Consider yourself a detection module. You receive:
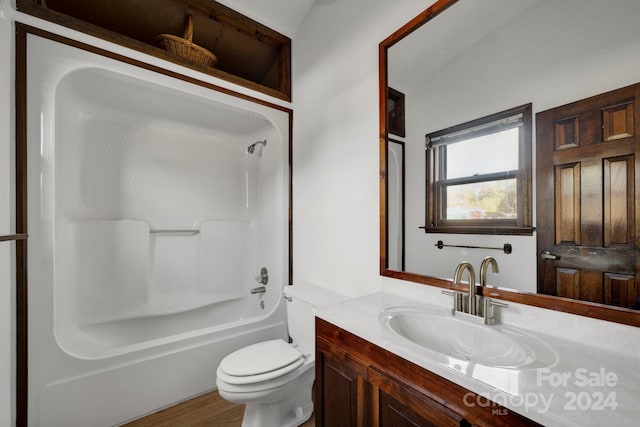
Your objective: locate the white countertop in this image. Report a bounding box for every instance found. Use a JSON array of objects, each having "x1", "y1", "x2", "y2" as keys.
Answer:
[{"x1": 314, "y1": 292, "x2": 640, "y2": 427}]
